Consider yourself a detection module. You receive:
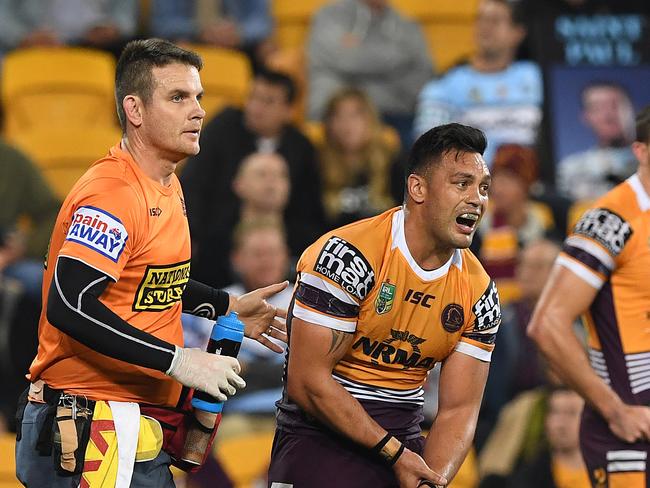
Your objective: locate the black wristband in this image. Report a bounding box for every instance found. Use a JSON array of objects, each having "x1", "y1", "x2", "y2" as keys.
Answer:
[
  {"x1": 388, "y1": 442, "x2": 405, "y2": 466},
  {"x1": 371, "y1": 433, "x2": 392, "y2": 455}
]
